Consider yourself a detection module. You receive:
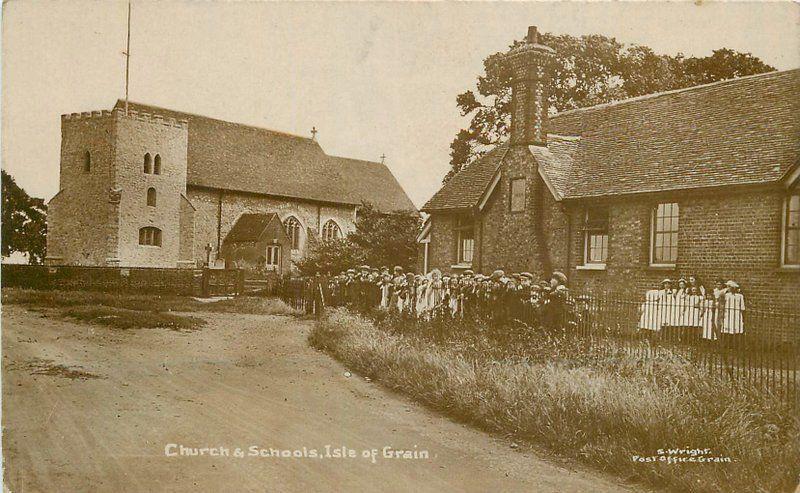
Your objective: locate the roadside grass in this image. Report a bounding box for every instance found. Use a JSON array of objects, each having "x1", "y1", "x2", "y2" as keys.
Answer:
[
  {"x1": 62, "y1": 306, "x2": 204, "y2": 331},
  {"x1": 309, "y1": 308, "x2": 800, "y2": 493},
  {"x1": 2, "y1": 288, "x2": 299, "y2": 316}
]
